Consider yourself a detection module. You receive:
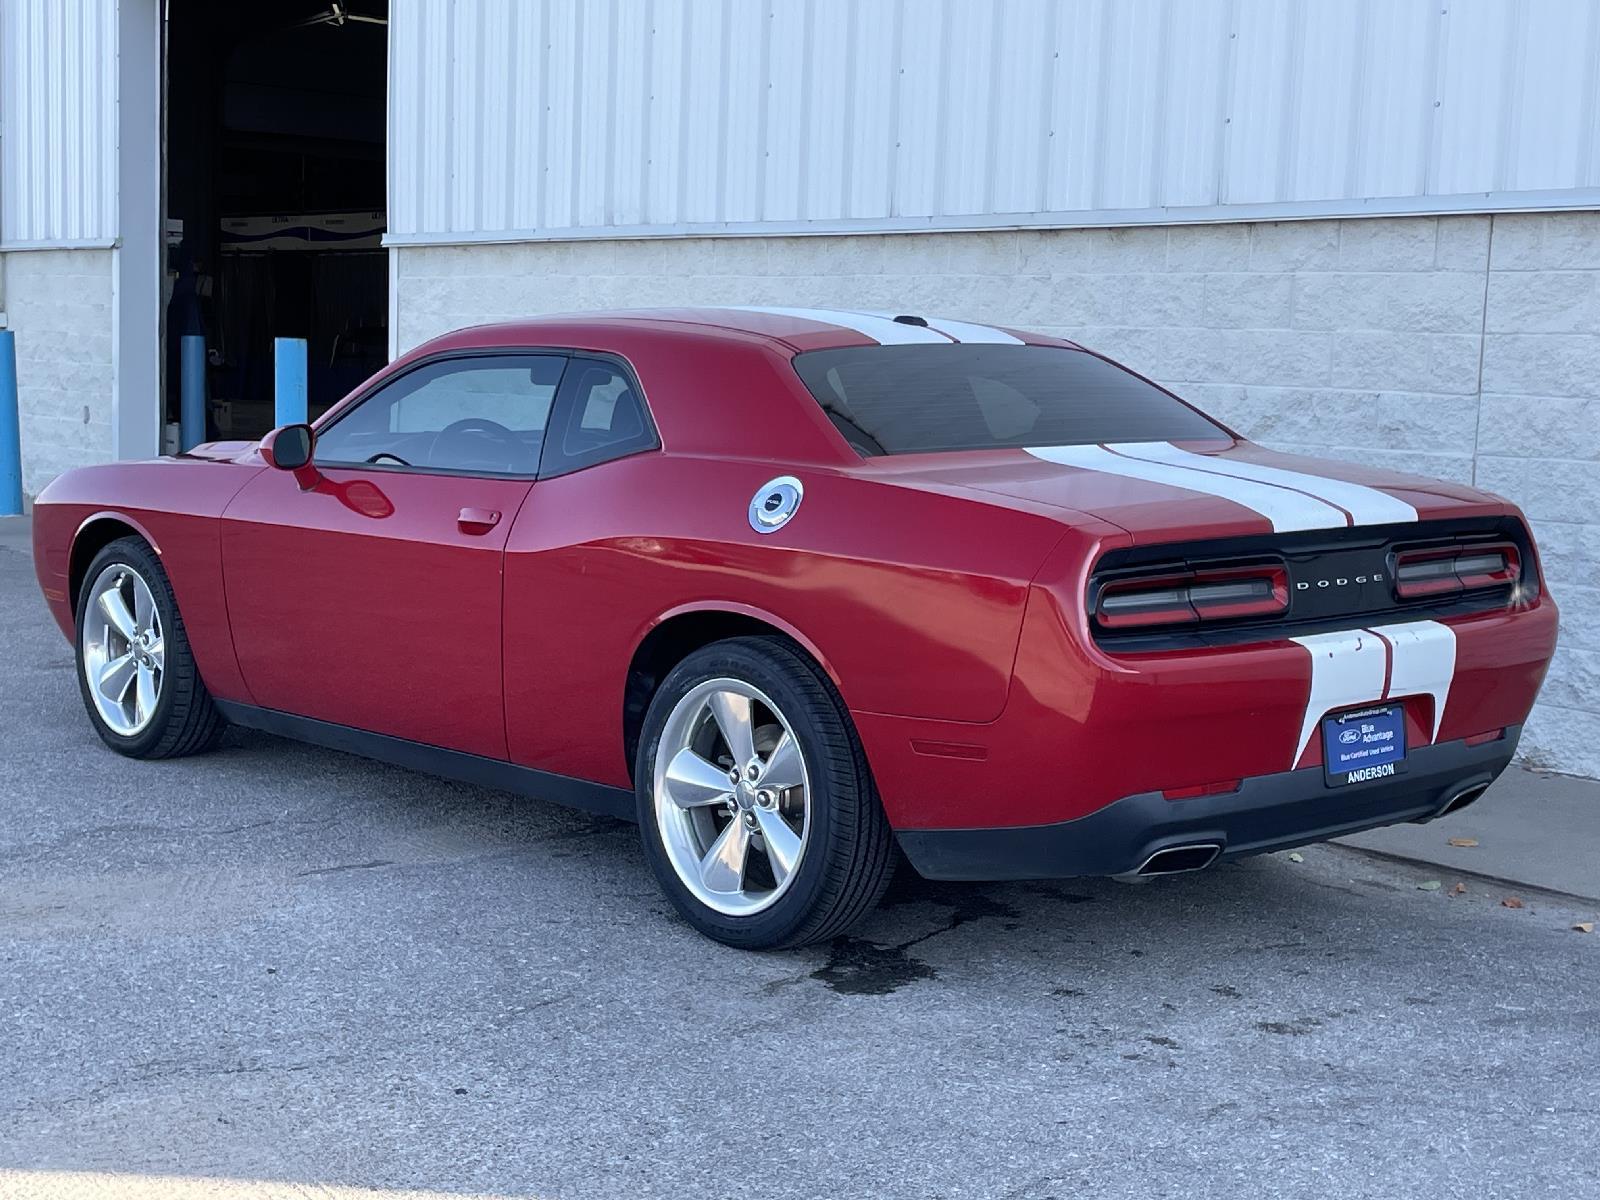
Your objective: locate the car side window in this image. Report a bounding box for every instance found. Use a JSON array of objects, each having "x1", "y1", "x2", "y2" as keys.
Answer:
[
  {"x1": 538, "y1": 358, "x2": 658, "y2": 477},
  {"x1": 315, "y1": 354, "x2": 569, "y2": 476}
]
